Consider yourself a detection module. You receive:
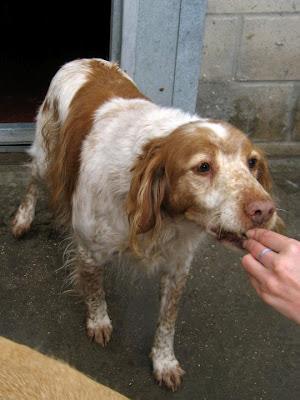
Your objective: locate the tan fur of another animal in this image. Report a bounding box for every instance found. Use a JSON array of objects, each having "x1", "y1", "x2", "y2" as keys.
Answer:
[{"x1": 0, "y1": 337, "x2": 129, "y2": 400}]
